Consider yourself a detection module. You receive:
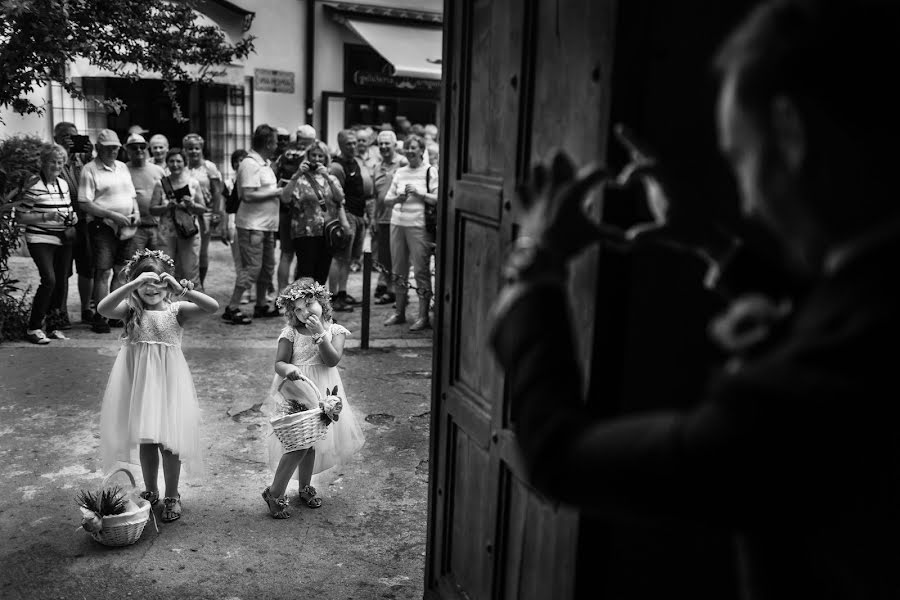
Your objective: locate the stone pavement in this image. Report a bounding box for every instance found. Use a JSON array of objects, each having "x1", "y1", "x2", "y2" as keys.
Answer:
[{"x1": 0, "y1": 243, "x2": 434, "y2": 600}]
